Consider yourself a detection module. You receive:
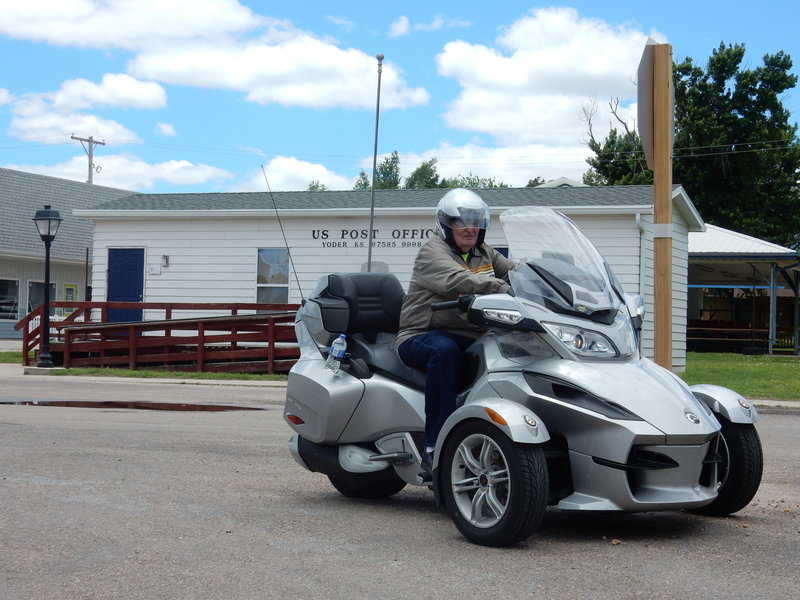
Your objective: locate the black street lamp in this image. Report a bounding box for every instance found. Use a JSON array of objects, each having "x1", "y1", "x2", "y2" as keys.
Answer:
[{"x1": 32, "y1": 204, "x2": 62, "y2": 368}]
